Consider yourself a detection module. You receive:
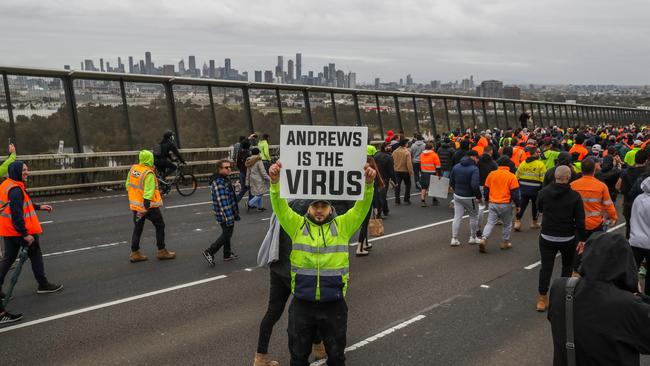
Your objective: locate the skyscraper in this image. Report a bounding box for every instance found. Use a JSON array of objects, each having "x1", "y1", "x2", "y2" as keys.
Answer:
[
  {"x1": 100, "y1": 58, "x2": 105, "y2": 72},
  {"x1": 162, "y1": 65, "x2": 175, "y2": 76},
  {"x1": 254, "y1": 71, "x2": 262, "y2": 82},
  {"x1": 328, "y1": 63, "x2": 335, "y2": 81},
  {"x1": 128, "y1": 56, "x2": 134, "y2": 74},
  {"x1": 145, "y1": 51, "x2": 152, "y2": 74},
  {"x1": 117, "y1": 57, "x2": 124, "y2": 73},
  {"x1": 84, "y1": 59, "x2": 96, "y2": 71},
  {"x1": 188, "y1": 55, "x2": 196, "y2": 76},
  {"x1": 348, "y1": 72, "x2": 357, "y2": 89},
  {"x1": 276, "y1": 56, "x2": 284, "y2": 77},
  {"x1": 178, "y1": 59, "x2": 185, "y2": 74},
  {"x1": 375, "y1": 78, "x2": 380, "y2": 88},
  {"x1": 406, "y1": 74, "x2": 413, "y2": 86},
  {"x1": 225, "y1": 58, "x2": 231, "y2": 73},
  {"x1": 296, "y1": 53, "x2": 302, "y2": 80},
  {"x1": 288, "y1": 60, "x2": 294, "y2": 82},
  {"x1": 336, "y1": 70, "x2": 345, "y2": 88},
  {"x1": 323, "y1": 66, "x2": 329, "y2": 83},
  {"x1": 475, "y1": 80, "x2": 504, "y2": 98},
  {"x1": 139, "y1": 60, "x2": 145, "y2": 74},
  {"x1": 264, "y1": 70, "x2": 273, "y2": 83},
  {"x1": 209, "y1": 60, "x2": 215, "y2": 78}
]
